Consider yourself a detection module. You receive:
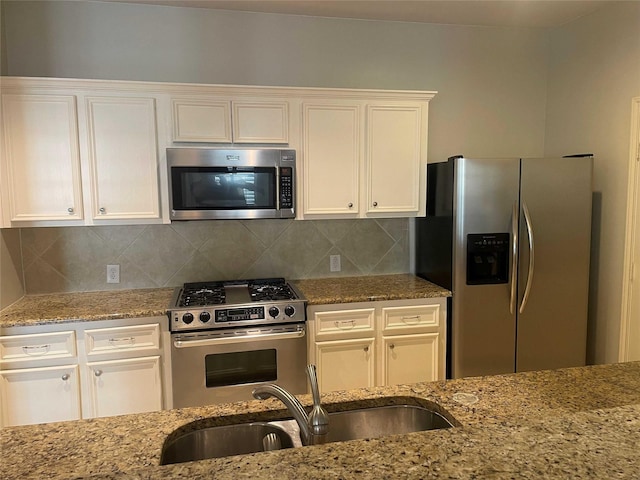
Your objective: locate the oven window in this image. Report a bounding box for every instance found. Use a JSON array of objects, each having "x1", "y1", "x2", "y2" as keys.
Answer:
[
  {"x1": 205, "y1": 349, "x2": 277, "y2": 388},
  {"x1": 172, "y1": 167, "x2": 276, "y2": 210}
]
